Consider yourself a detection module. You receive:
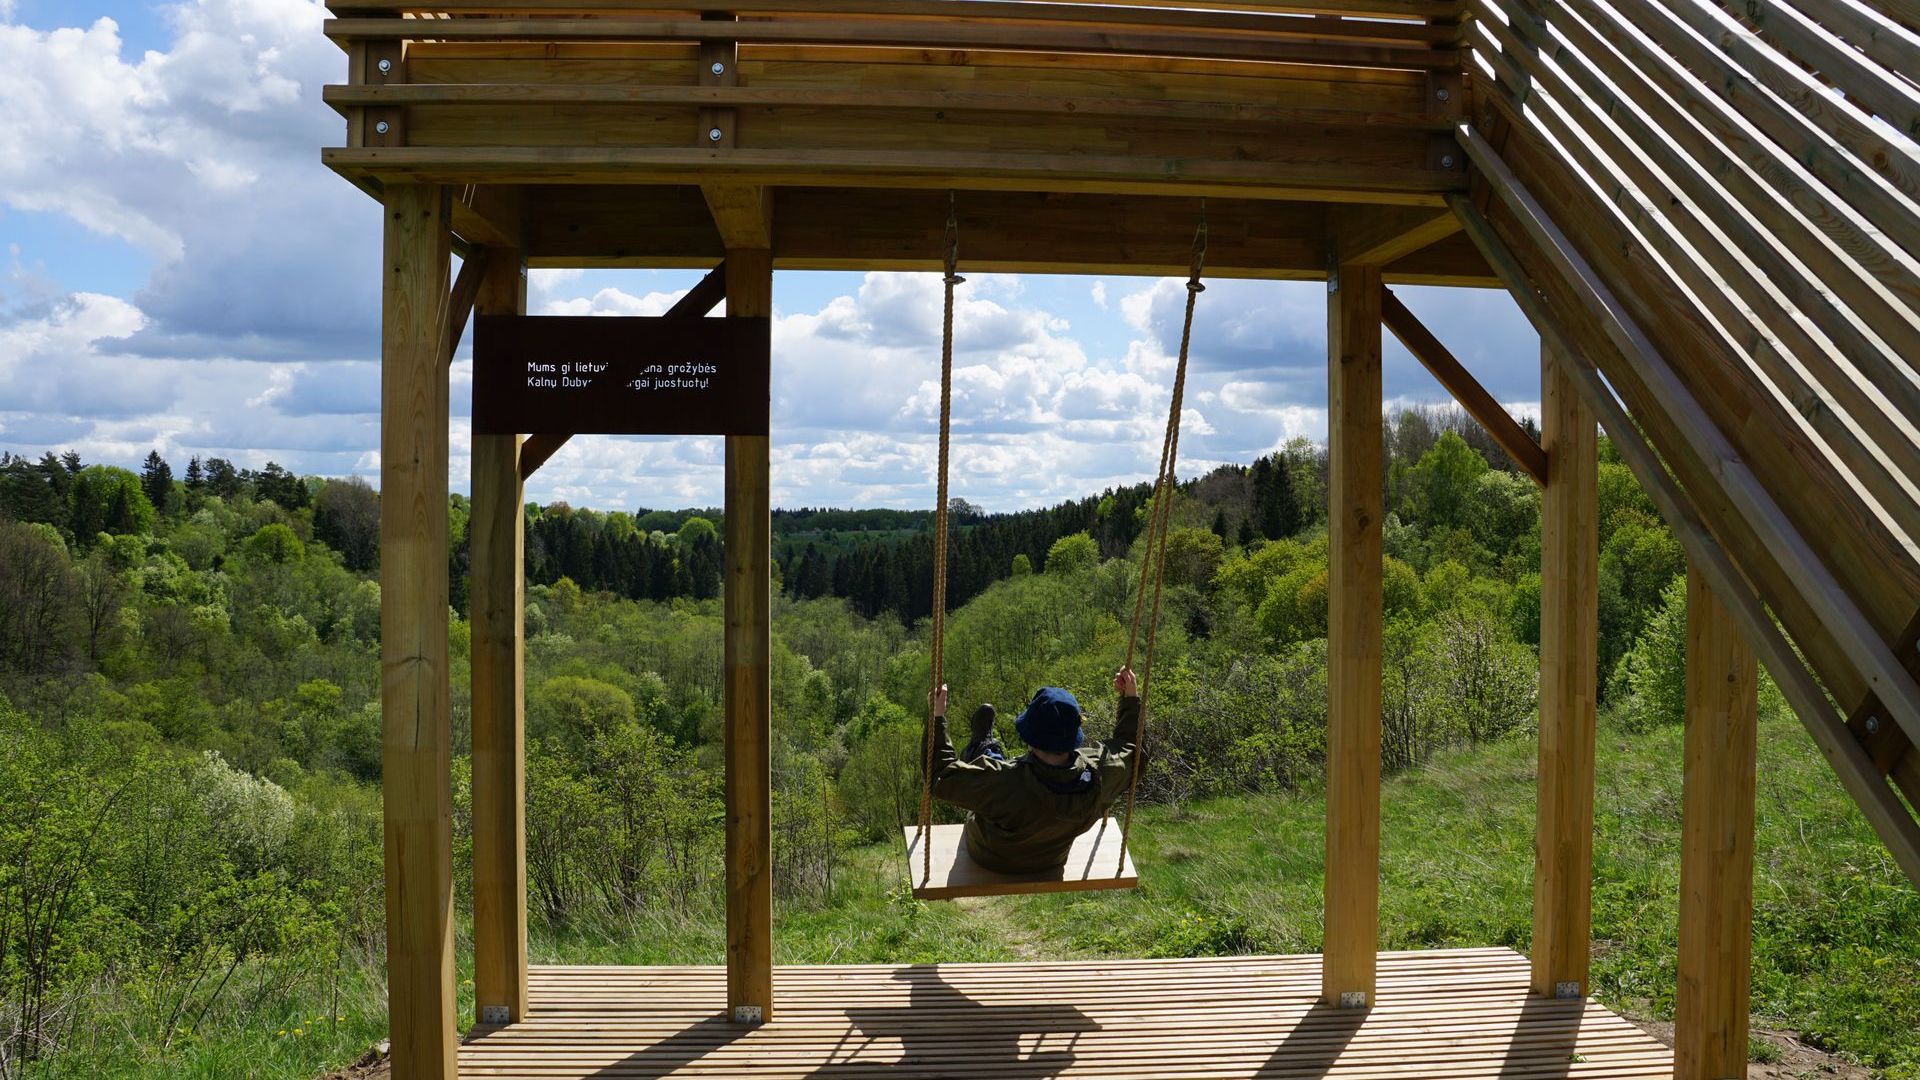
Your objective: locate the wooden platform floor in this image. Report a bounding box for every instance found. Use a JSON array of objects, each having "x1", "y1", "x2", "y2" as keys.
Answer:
[{"x1": 461, "y1": 948, "x2": 1673, "y2": 1078}]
